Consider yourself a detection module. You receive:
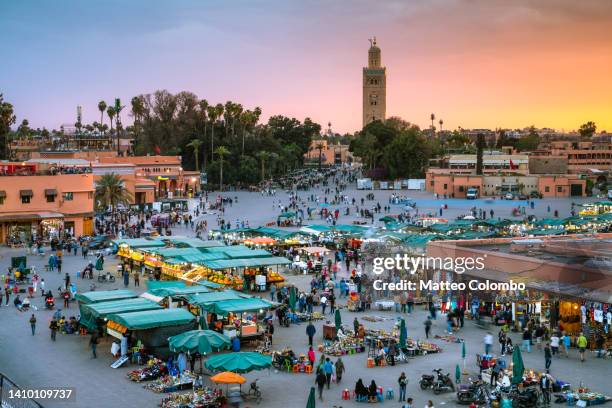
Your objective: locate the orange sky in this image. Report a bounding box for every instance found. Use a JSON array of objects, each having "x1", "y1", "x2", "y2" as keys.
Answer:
[{"x1": 3, "y1": 0, "x2": 612, "y2": 133}]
